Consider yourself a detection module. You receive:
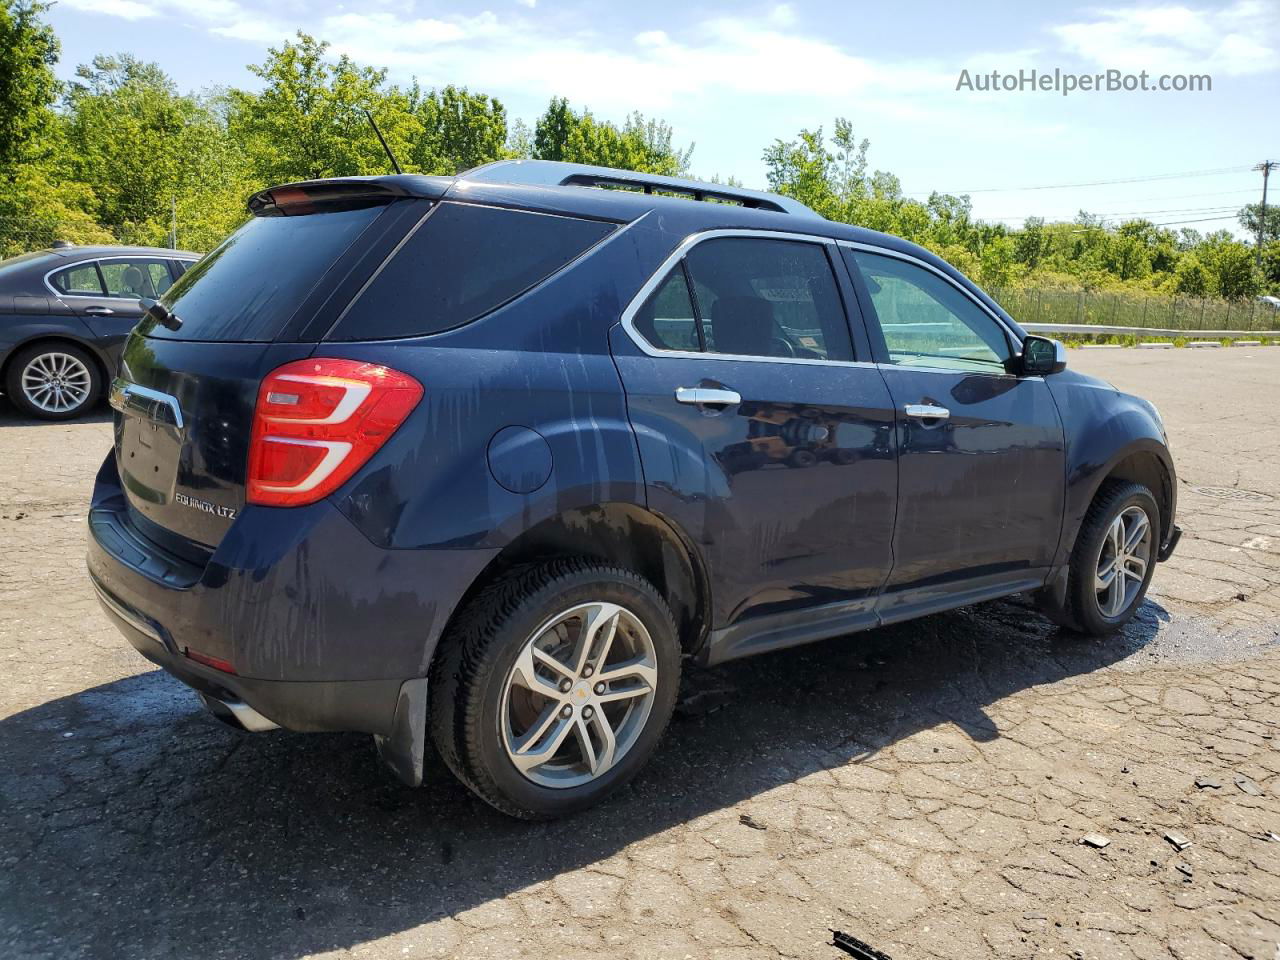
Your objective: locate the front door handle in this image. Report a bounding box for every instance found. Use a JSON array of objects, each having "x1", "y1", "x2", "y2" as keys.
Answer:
[
  {"x1": 84, "y1": 305, "x2": 115, "y2": 316},
  {"x1": 675, "y1": 386, "x2": 742, "y2": 407},
  {"x1": 903, "y1": 403, "x2": 950, "y2": 421}
]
